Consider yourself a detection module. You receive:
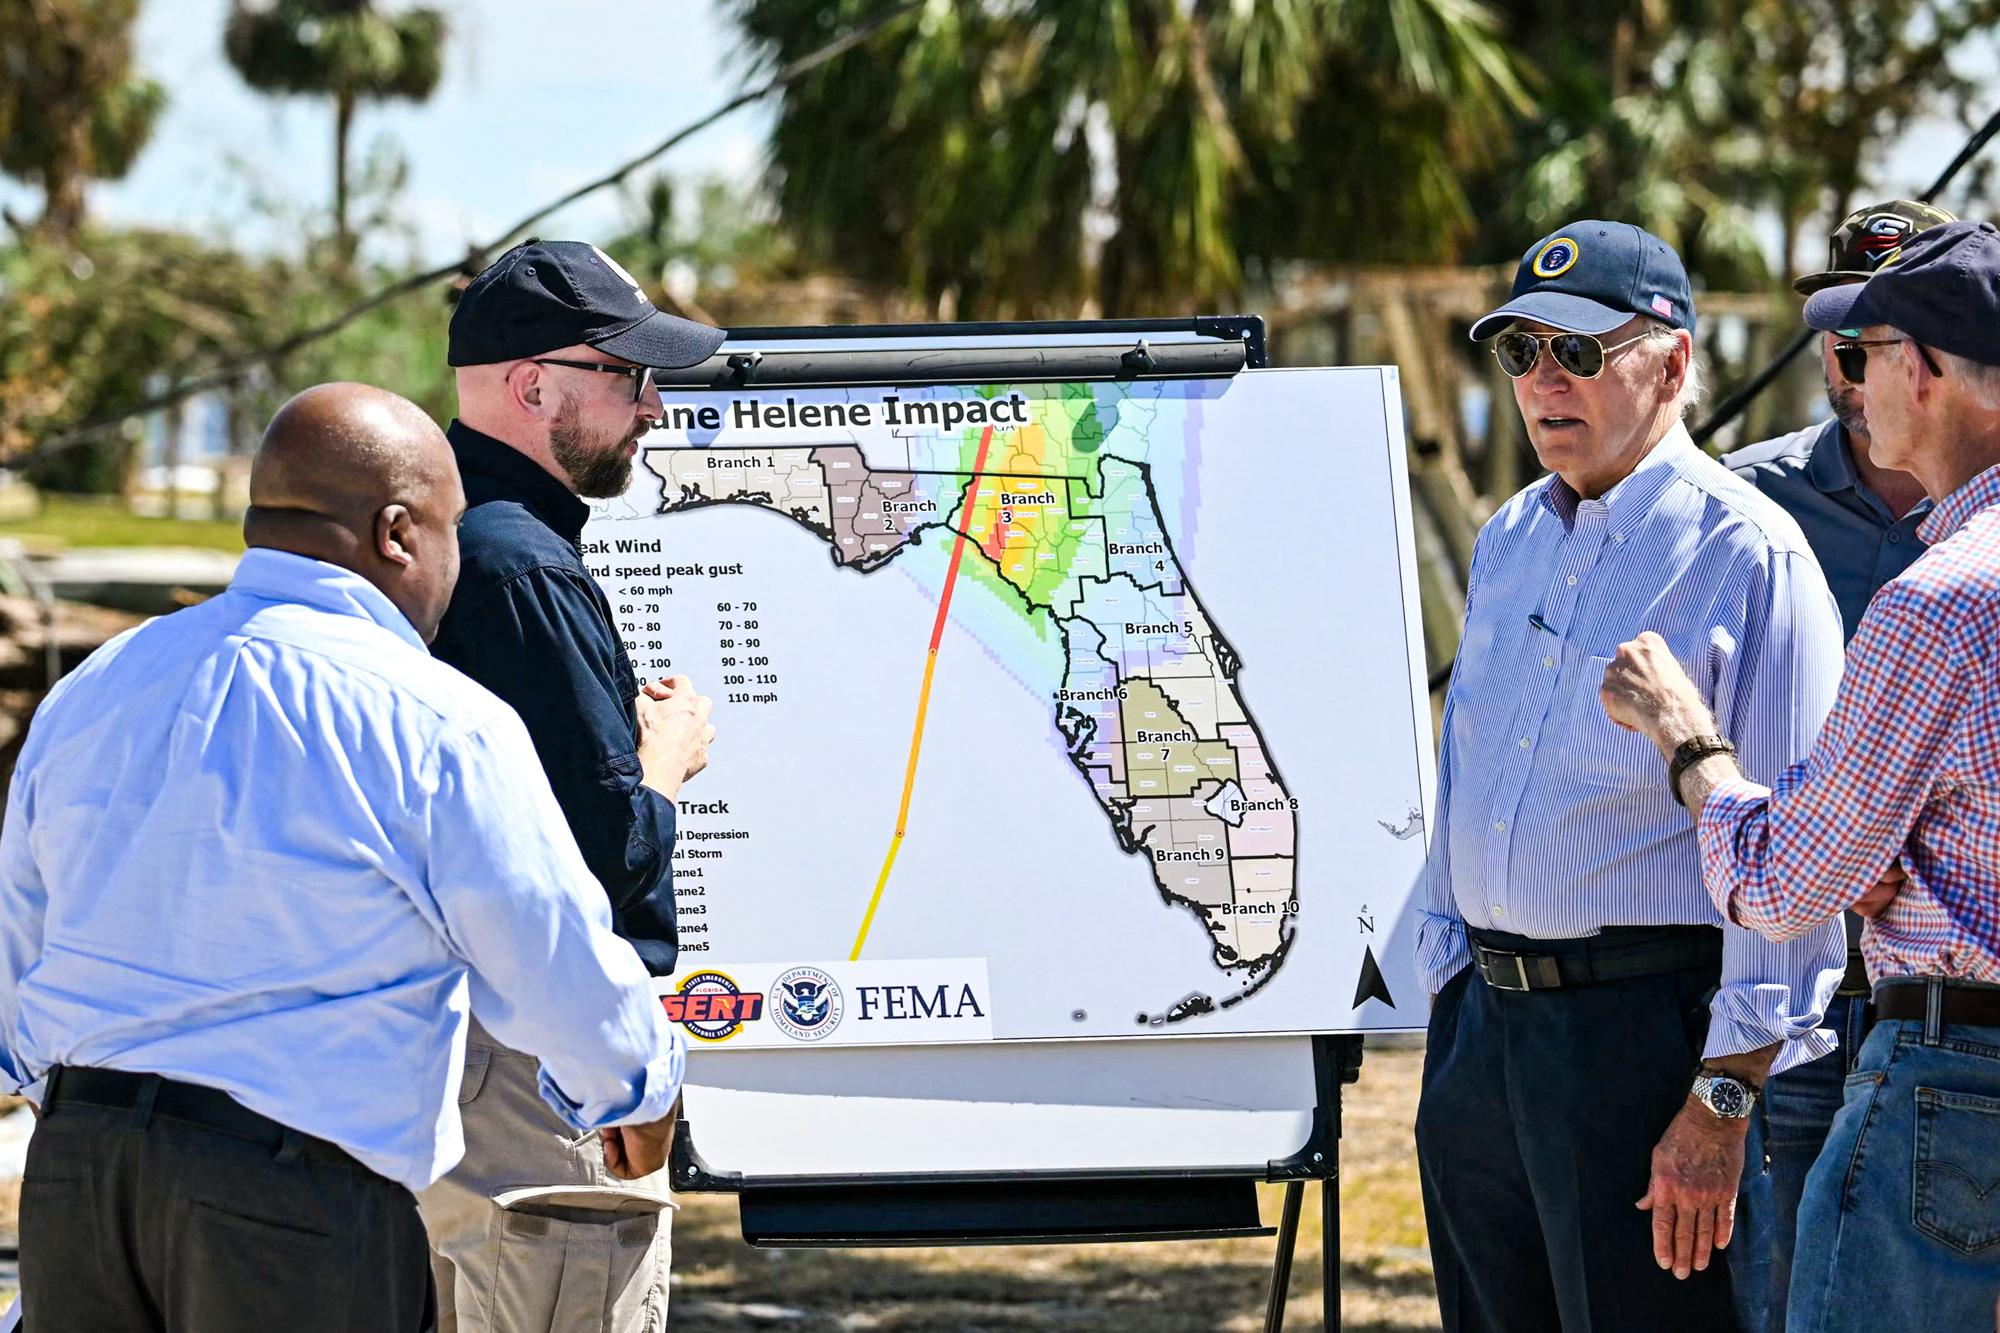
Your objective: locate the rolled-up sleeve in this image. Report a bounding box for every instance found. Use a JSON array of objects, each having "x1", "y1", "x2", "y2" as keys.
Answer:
[
  {"x1": 1701, "y1": 548, "x2": 1847, "y2": 1073},
  {"x1": 1701, "y1": 585, "x2": 1968, "y2": 946},
  {"x1": 419, "y1": 710, "x2": 682, "y2": 1132}
]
